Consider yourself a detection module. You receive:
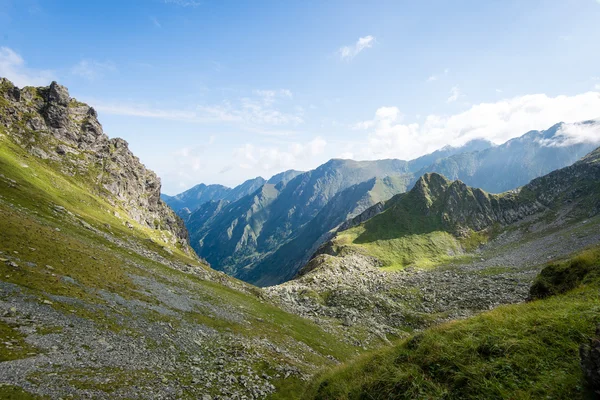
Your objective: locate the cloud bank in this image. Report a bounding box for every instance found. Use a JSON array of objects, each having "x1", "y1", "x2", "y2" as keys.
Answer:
[{"x1": 353, "y1": 92, "x2": 600, "y2": 160}]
